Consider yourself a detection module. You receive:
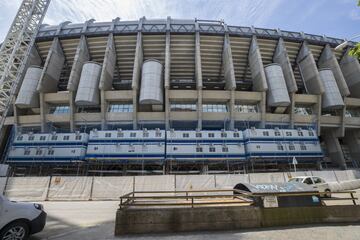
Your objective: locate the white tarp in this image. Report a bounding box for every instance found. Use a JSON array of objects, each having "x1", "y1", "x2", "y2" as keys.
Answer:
[
  {"x1": 334, "y1": 170, "x2": 356, "y2": 182},
  {"x1": 215, "y1": 174, "x2": 249, "y2": 189},
  {"x1": 135, "y1": 175, "x2": 175, "y2": 192},
  {"x1": 310, "y1": 171, "x2": 337, "y2": 182},
  {"x1": 0, "y1": 177, "x2": 6, "y2": 195},
  {"x1": 0, "y1": 164, "x2": 9, "y2": 177},
  {"x1": 249, "y1": 172, "x2": 286, "y2": 183},
  {"x1": 4, "y1": 177, "x2": 50, "y2": 201},
  {"x1": 175, "y1": 175, "x2": 215, "y2": 191},
  {"x1": 92, "y1": 176, "x2": 133, "y2": 200},
  {"x1": 338, "y1": 179, "x2": 360, "y2": 190},
  {"x1": 47, "y1": 176, "x2": 92, "y2": 201}
]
